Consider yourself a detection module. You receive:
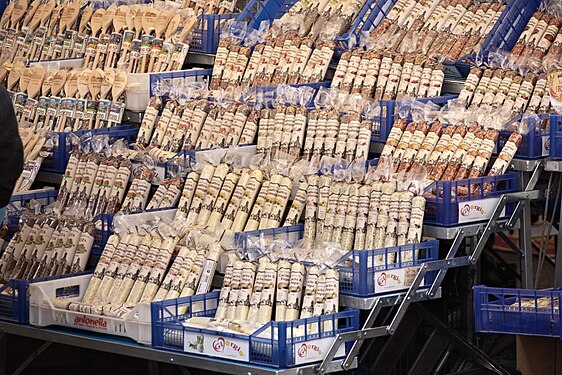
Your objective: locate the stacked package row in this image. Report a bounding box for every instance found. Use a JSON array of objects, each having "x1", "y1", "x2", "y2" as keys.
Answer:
[
  {"x1": 367, "y1": 0, "x2": 506, "y2": 61},
  {"x1": 0, "y1": 0, "x2": 233, "y2": 73},
  {"x1": 10, "y1": 65, "x2": 128, "y2": 133},
  {"x1": 294, "y1": 172, "x2": 426, "y2": 257},
  {"x1": 46, "y1": 219, "x2": 222, "y2": 318},
  {"x1": 136, "y1": 95, "x2": 259, "y2": 161},
  {"x1": 331, "y1": 50, "x2": 445, "y2": 100},
  {"x1": 459, "y1": 66, "x2": 551, "y2": 117},
  {"x1": 211, "y1": 0, "x2": 367, "y2": 89},
  {"x1": 138, "y1": 86, "x2": 374, "y2": 164},
  {"x1": 255, "y1": 88, "x2": 372, "y2": 162},
  {"x1": 0, "y1": 211, "x2": 94, "y2": 285},
  {"x1": 181, "y1": 255, "x2": 340, "y2": 336},
  {"x1": 377, "y1": 112, "x2": 522, "y2": 187},
  {"x1": 506, "y1": 4, "x2": 562, "y2": 70}
]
